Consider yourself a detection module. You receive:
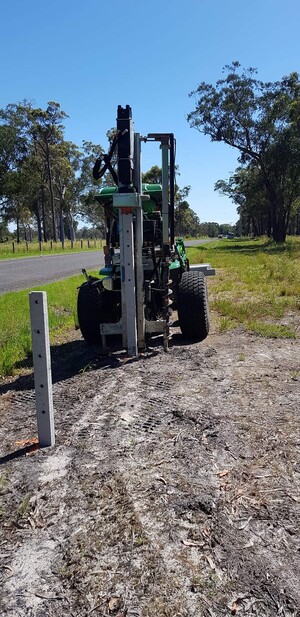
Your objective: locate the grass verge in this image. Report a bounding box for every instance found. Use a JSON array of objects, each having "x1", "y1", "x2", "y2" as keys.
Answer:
[
  {"x1": 0, "y1": 272, "x2": 93, "y2": 378},
  {"x1": 187, "y1": 236, "x2": 300, "y2": 338}
]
